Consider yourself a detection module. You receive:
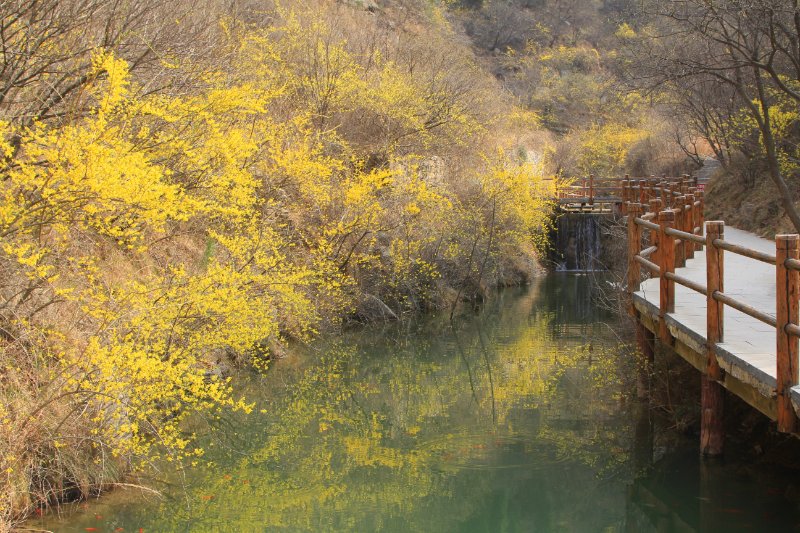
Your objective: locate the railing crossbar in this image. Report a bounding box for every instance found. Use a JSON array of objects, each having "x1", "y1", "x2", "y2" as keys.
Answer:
[
  {"x1": 665, "y1": 227, "x2": 706, "y2": 245},
  {"x1": 712, "y1": 238, "x2": 777, "y2": 265},
  {"x1": 634, "y1": 255, "x2": 660, "y2": 275},
  {"x1": 635, "y1": 217, "x2": 660, "y2": 232},
  {"x1": 639, "y1": 245, "x2": 657, "y2": 259},
  {"x1": 712, "y1": 291, "x2": 777, "y2": 328},
  {"x1": 665, "y1": 271, "x2": 707, "y2": 296}
]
